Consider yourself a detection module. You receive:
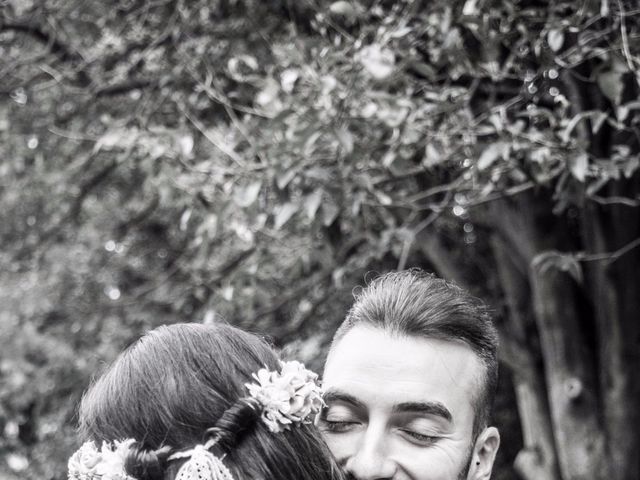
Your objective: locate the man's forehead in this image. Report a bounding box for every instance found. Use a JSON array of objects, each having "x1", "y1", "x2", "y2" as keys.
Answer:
[
  {"x1": 323, "y1": 325, "x2": 482, "y2": 413},
  {"x1": 326, "y1": 325, "x2": 480, "y2": 371}
]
